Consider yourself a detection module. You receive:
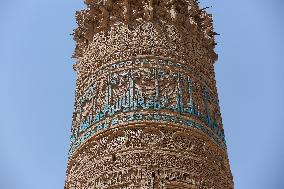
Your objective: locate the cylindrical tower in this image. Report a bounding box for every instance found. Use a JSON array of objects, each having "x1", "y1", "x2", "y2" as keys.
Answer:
[{"x1": 65, "y1": 0, "x2": 233, "y2": 188}]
